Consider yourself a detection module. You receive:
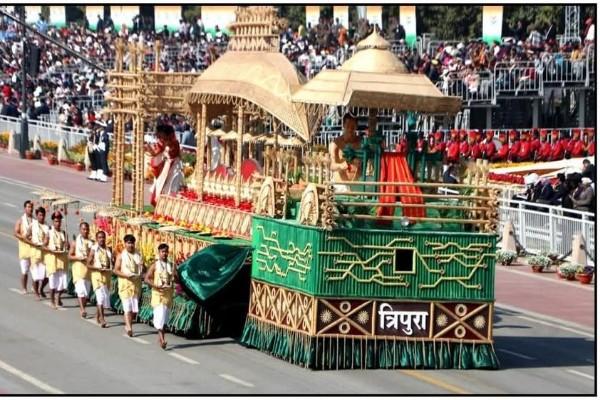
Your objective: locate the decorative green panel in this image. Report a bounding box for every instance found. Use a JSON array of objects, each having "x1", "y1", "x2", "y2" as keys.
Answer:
[{"x1": 251, "y1": 217, "x2": 496, "y2": 301}]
